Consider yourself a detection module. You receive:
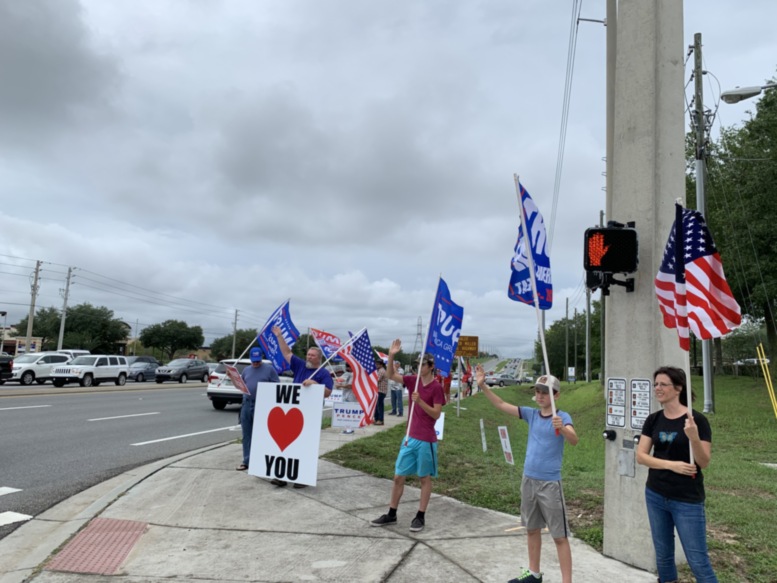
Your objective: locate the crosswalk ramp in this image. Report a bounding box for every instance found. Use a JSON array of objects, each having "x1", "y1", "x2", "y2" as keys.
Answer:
[{"x1": 0, "y1": 486, "x2": 32, "y2": 527}]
